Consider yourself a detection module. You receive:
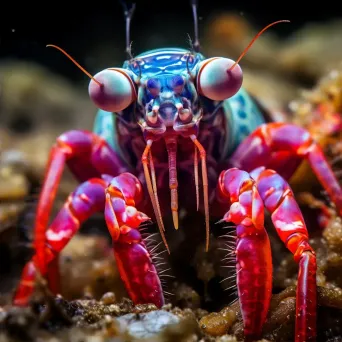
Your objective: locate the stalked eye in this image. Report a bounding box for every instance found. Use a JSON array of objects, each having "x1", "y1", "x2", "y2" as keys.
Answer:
[
  {"x1": 147, "y1": 78, "x2": 161, "y2": 97},
  {"x1": 196, "y1": 57, "x2": 243, "y2": 101},
  {"x1": 170, "y1": 75, "x2": 184, "y2": 94},
  {"x1": 88, "y1": 68, "x2": 136, "y2": 112}
]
